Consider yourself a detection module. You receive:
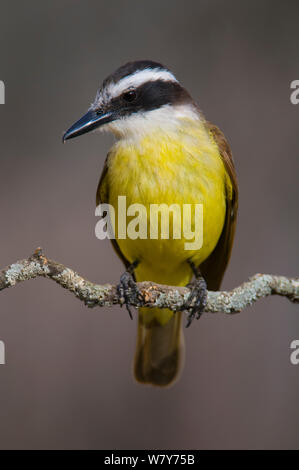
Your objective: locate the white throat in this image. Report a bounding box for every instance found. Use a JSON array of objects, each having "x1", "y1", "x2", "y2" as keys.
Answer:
[{"x1": 102, "y1": 104, "x2": 201, "y2": 141}]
